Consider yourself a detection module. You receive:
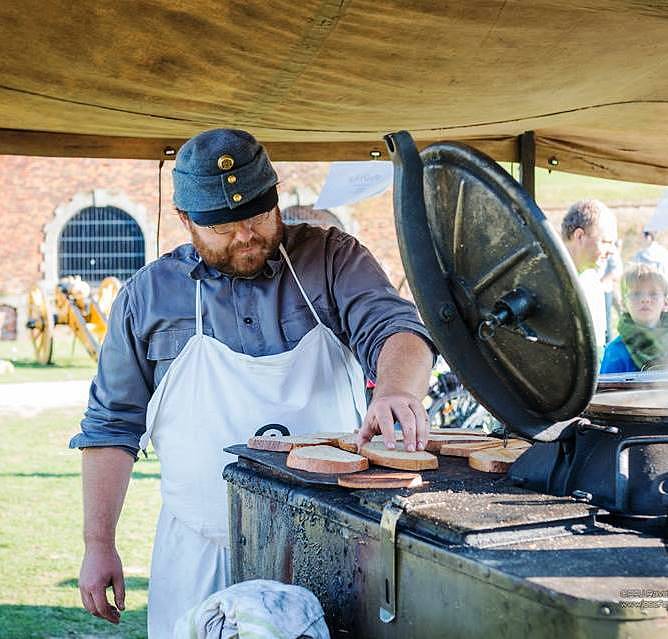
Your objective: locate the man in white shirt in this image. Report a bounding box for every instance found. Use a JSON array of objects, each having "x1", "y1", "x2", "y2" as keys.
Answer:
[{"x1": 561, "y1": 199, "x2": 618, "y2": 360}]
